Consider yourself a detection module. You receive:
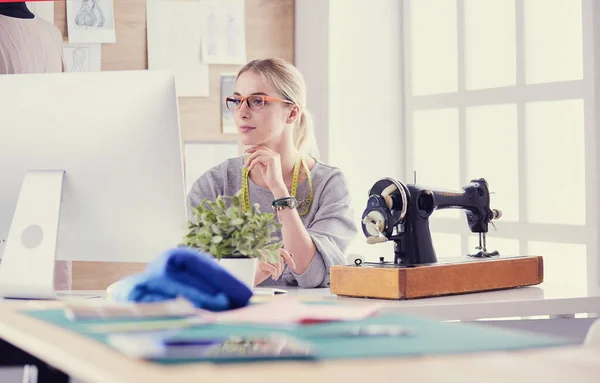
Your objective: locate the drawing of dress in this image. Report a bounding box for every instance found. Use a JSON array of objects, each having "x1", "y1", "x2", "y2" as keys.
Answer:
[
  {"x1": 226, "y1": 15, "x2": 238, "y2": 57},
  {"x1": 75, "y1": 0, "x2": 105, "y2": 28},
  {"x1": 206, "y1": 13, "x2": 218, "y2": 56},
  {"x1": 70, "y1": 47, "x2": 89, "y2": 72}
]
